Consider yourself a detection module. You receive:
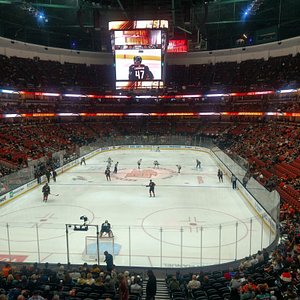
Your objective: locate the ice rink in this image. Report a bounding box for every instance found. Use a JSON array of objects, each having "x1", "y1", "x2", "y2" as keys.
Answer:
[{"x1": 0, "y1": 148, "x2": 275, "y2": 268}]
